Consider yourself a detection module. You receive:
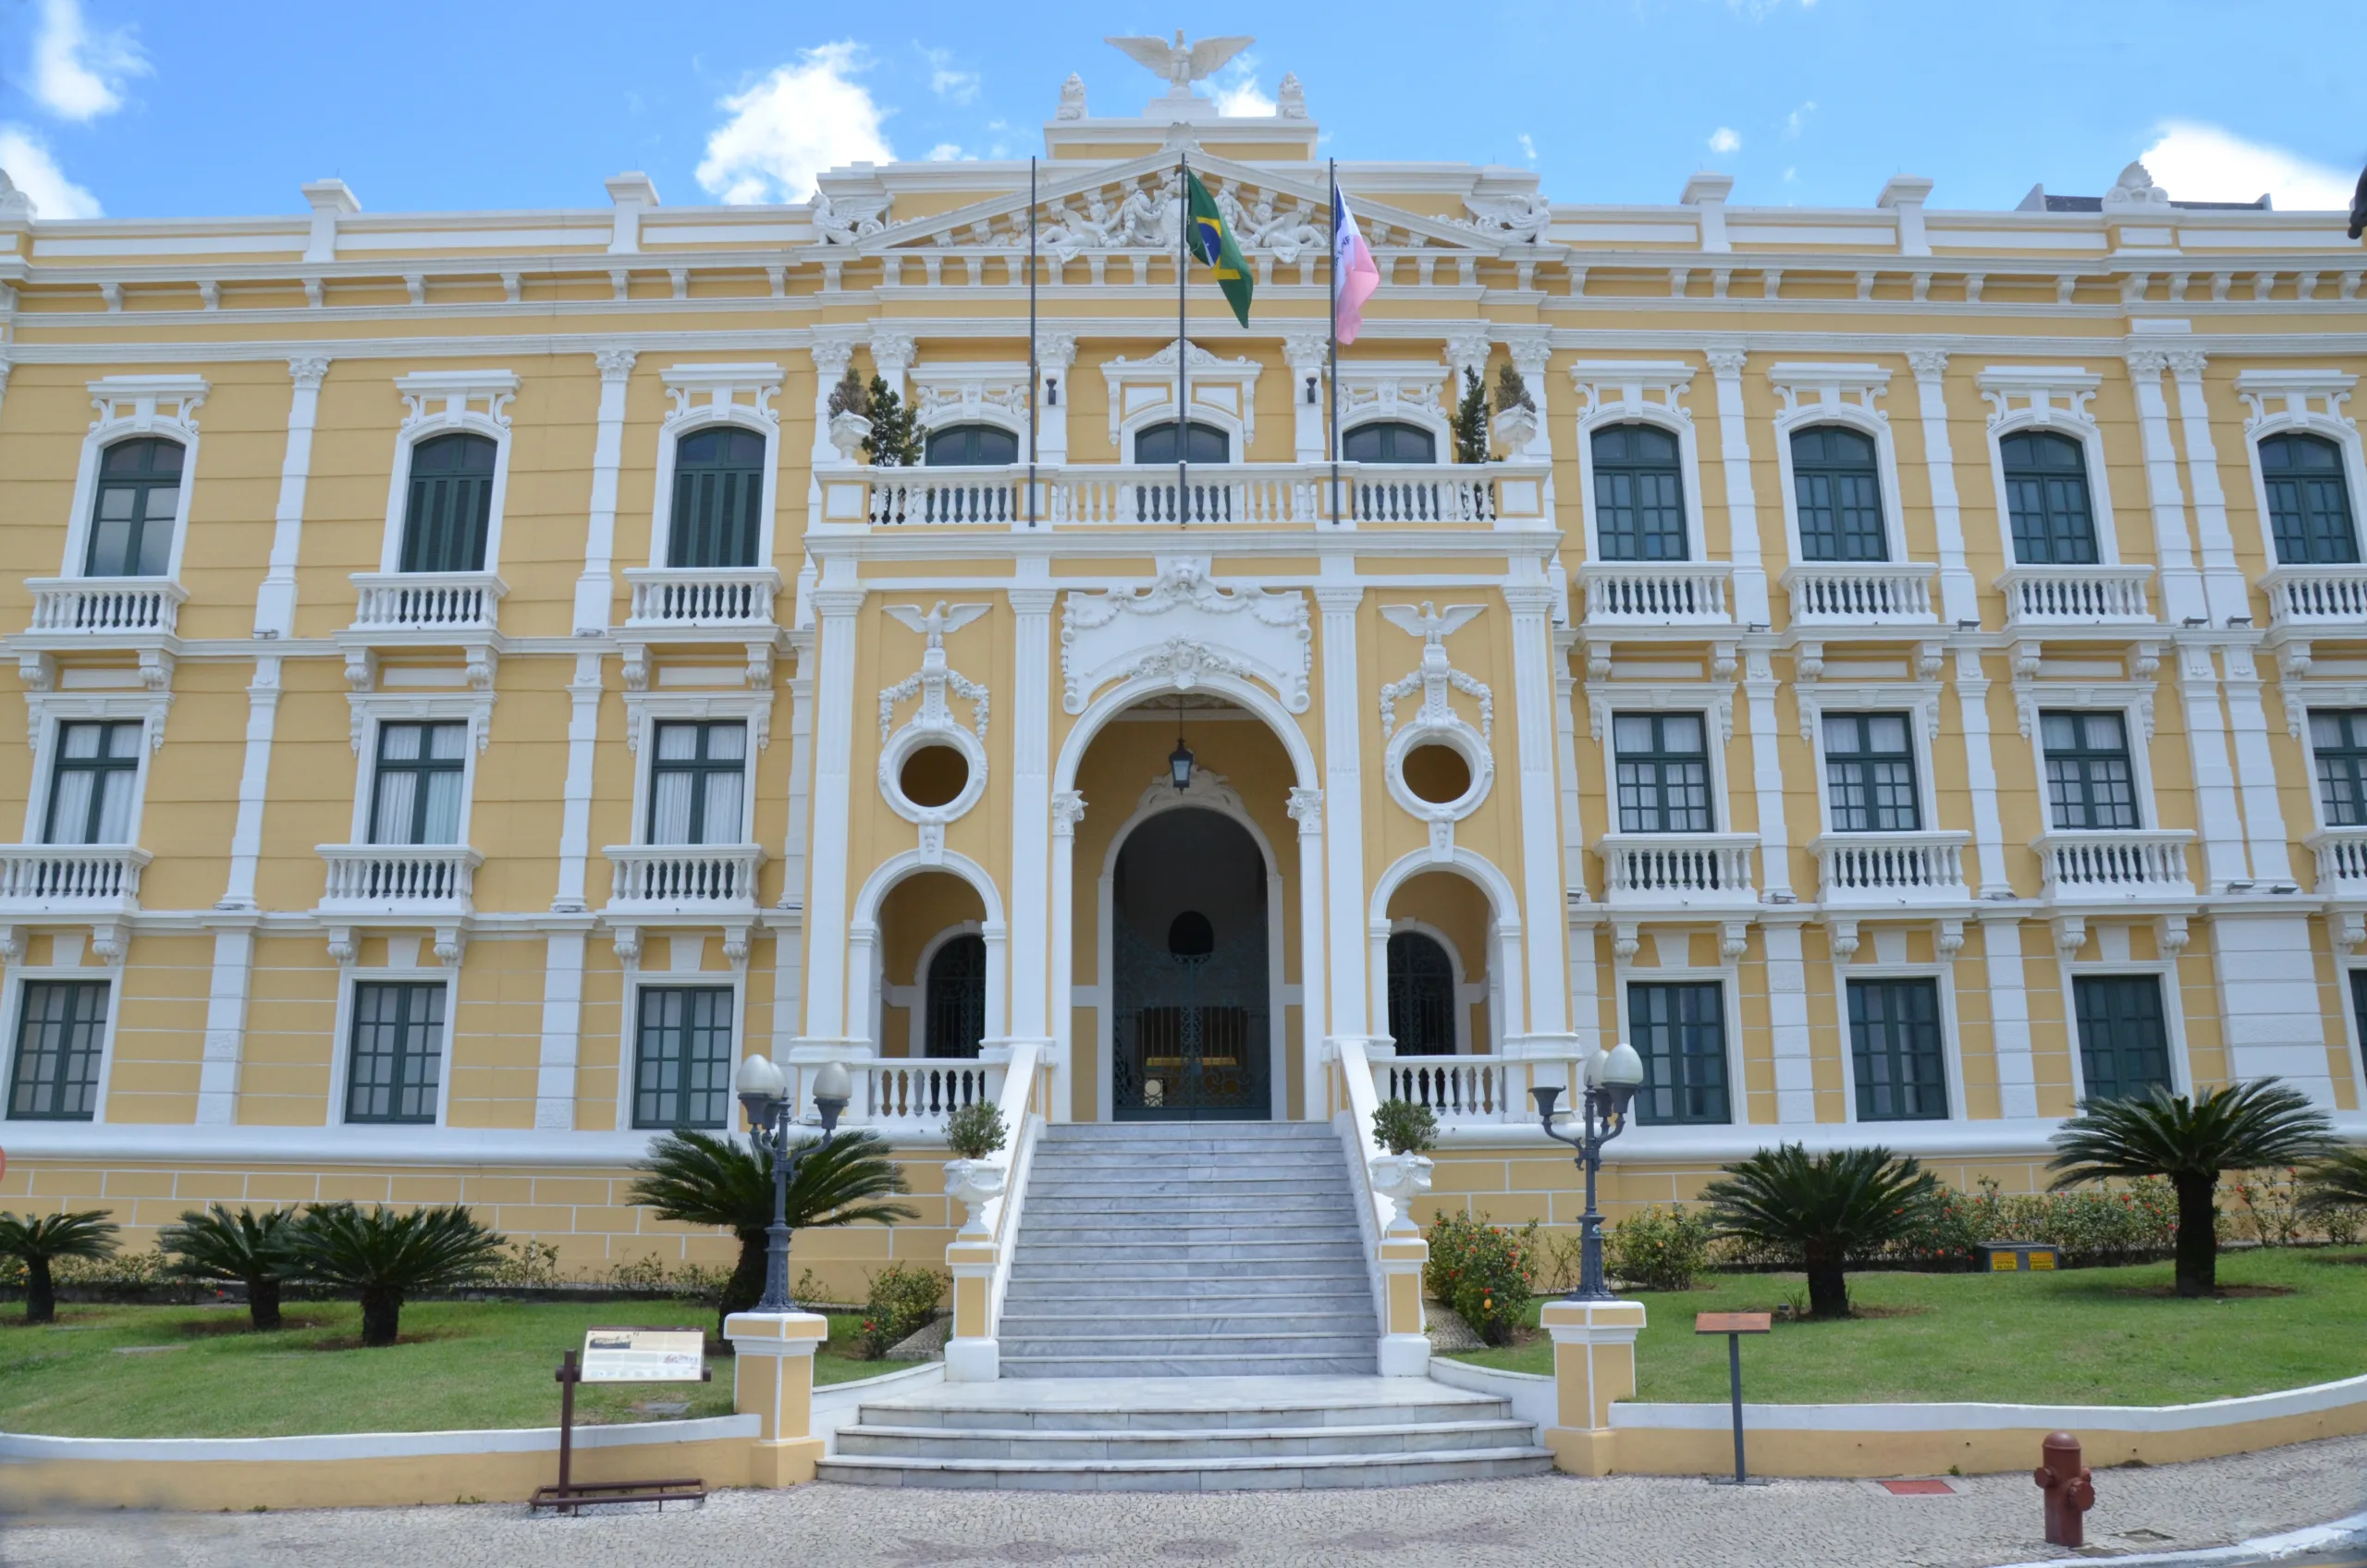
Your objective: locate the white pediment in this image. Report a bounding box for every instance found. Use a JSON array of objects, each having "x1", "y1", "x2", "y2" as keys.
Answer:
[{"x1": 1061, "y1": 561, "x2": 1311, "y2": 714}]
